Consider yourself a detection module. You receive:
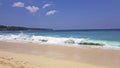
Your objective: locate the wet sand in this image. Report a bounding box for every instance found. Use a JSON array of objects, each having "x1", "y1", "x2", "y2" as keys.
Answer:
[{"x1": 0, "y1": 41, "x2": 120, "y2": 68}]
